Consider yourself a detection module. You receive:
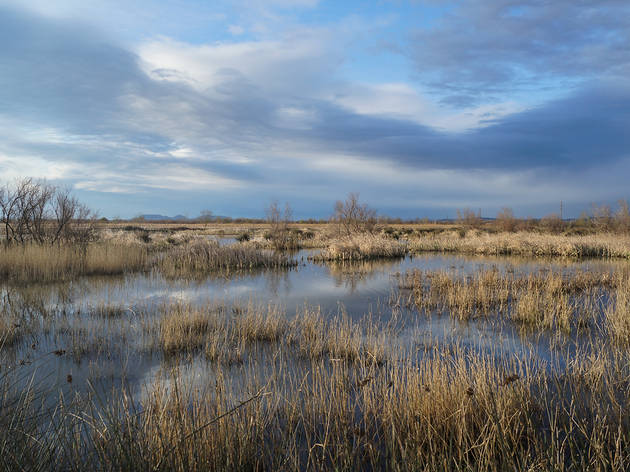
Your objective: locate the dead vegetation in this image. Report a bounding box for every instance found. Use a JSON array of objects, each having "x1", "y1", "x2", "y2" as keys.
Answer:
[{"x1": 2, "y1": 302, "x2": 630, "y2": 471}]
